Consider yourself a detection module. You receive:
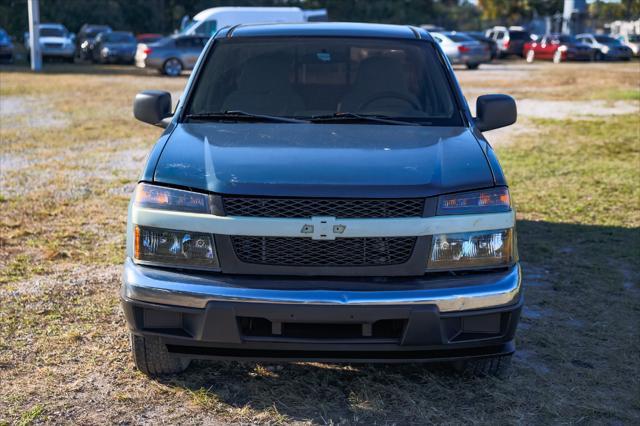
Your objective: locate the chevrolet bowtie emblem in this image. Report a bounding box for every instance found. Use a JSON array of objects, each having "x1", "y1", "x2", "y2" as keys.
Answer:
[{"x1": 301, "y1": 217, "x2": 346, "y2": 240}]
